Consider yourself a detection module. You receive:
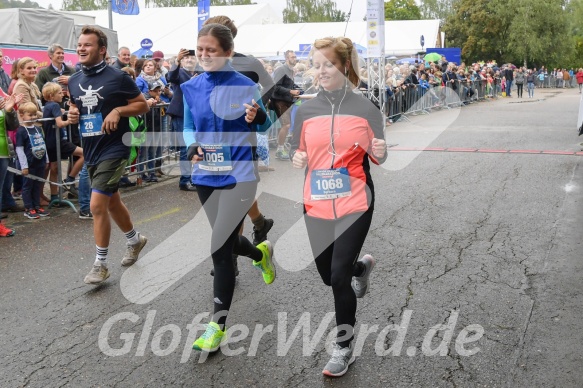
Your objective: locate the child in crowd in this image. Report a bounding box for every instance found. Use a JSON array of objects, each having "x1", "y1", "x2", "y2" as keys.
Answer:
[
  {"x1": 41, "y1": 82, "x2": 84, "y2": 203},
  {"x1": 486, "y1": 74, "x2": 494, "y2": 97},
  {"x1": 139, "y1": 80, "x2": 163, "y2": 183},
  {"x1": 15, "y1": 102, "x2": 49, "y2": 219}
]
